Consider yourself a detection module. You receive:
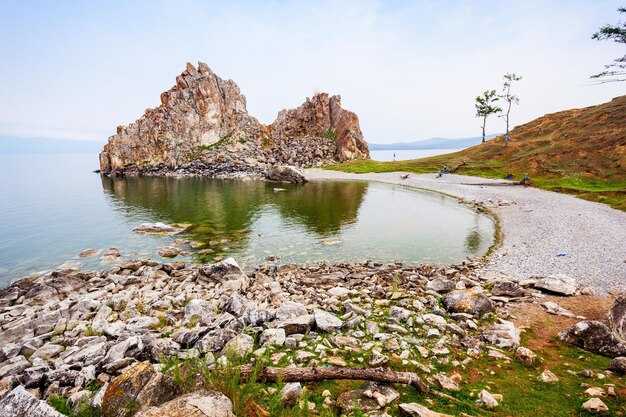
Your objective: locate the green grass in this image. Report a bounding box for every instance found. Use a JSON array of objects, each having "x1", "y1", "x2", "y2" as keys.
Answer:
[
  {"x1": 48, "y1": 396, "x2": 101, "y2": 417},
  {"x1": 327, "y1": 154, "x2": 626, "y2": 211}
]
